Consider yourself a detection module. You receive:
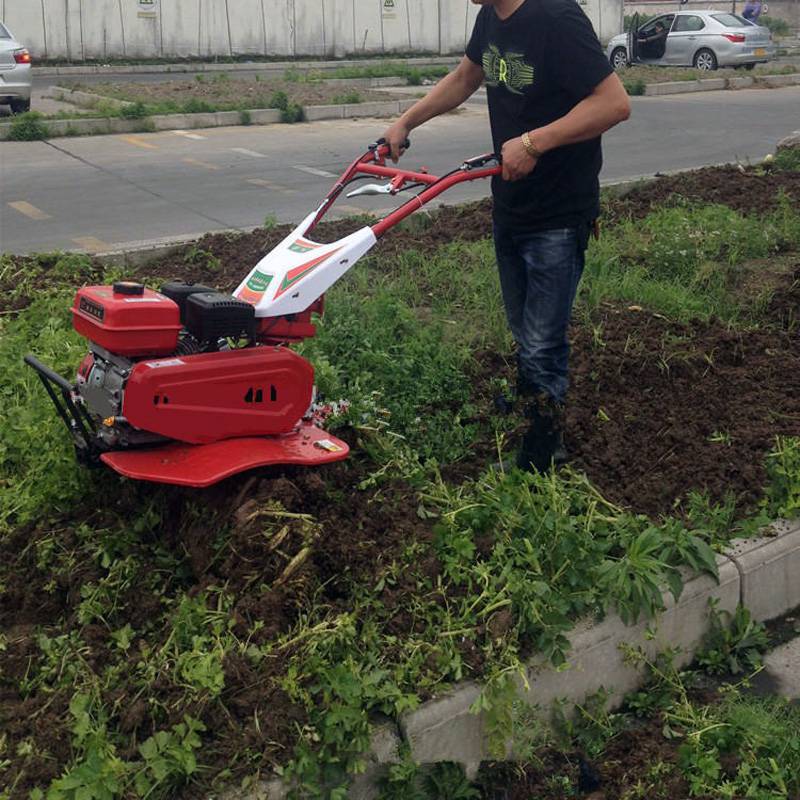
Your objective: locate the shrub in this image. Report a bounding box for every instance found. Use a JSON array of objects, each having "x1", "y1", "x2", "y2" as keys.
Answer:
[
  {"x1": 760, "y1": 15, "x2": 791, "y2": 36},
  {"x1": 774, "y1": 146, "x2": 800, "y2": 172},
  {"x1": 119, "y1": 101, "x2": 148, "y2": 119},
  {"x1": 281, "y1": 102, "x2": 304, "y2": 124},
  {"x1": 624, "y1": 78, "x2": 646, "y2": 96},
  {"x1": 8, "y1": 111, "x2": 48, "y2": 141},
  {"x1": 182, "y1": 98, "x2": 216, "y2": 114},
  {"x1": 268, "y1": 90, "x2": 289, "y2": 110},
  {"x1": 239, "y1": 109, "x2": 252, "y2": 125},
  {"x1": 331, "y1": 90, "x2": 362, "y2": 105}
]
